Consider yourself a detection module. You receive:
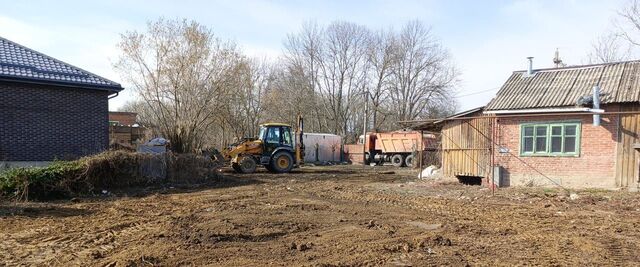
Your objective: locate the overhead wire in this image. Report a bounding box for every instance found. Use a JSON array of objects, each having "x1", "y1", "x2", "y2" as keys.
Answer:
[{"x1": 455, "y1": 87, "x2": 500, "y2": 98}]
